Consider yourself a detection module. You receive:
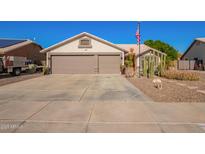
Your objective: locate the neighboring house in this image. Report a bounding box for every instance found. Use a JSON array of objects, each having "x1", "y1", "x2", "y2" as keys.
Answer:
[
  {"x1": 180, "y1": 38, "x2": 205, "y2": 70},
  {"x1": 0, "y1": 39, "x2": 45, "y2": 65},
  {"x1": 41, "y1": 32, "x2": 128, "y2": 74}
]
